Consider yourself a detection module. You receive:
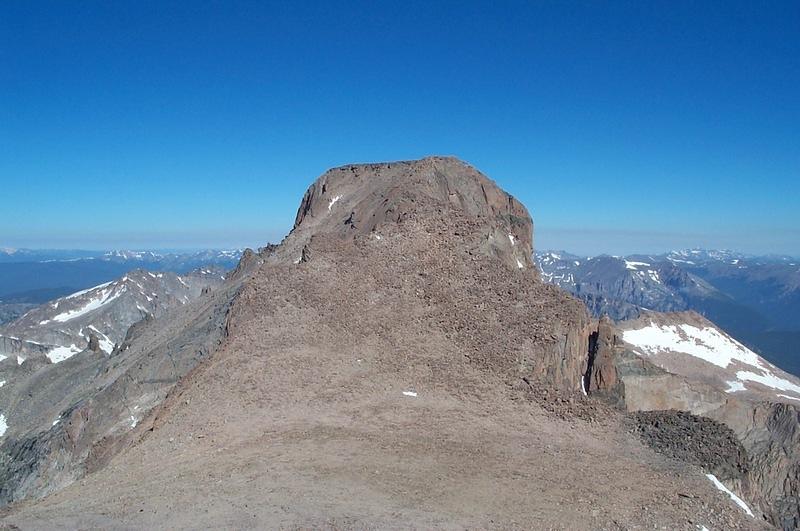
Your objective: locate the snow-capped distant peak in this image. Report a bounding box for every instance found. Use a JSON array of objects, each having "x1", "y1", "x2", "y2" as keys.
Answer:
[{"x1": 103, "y1": 250, "x2": 163, "y2": 261}]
